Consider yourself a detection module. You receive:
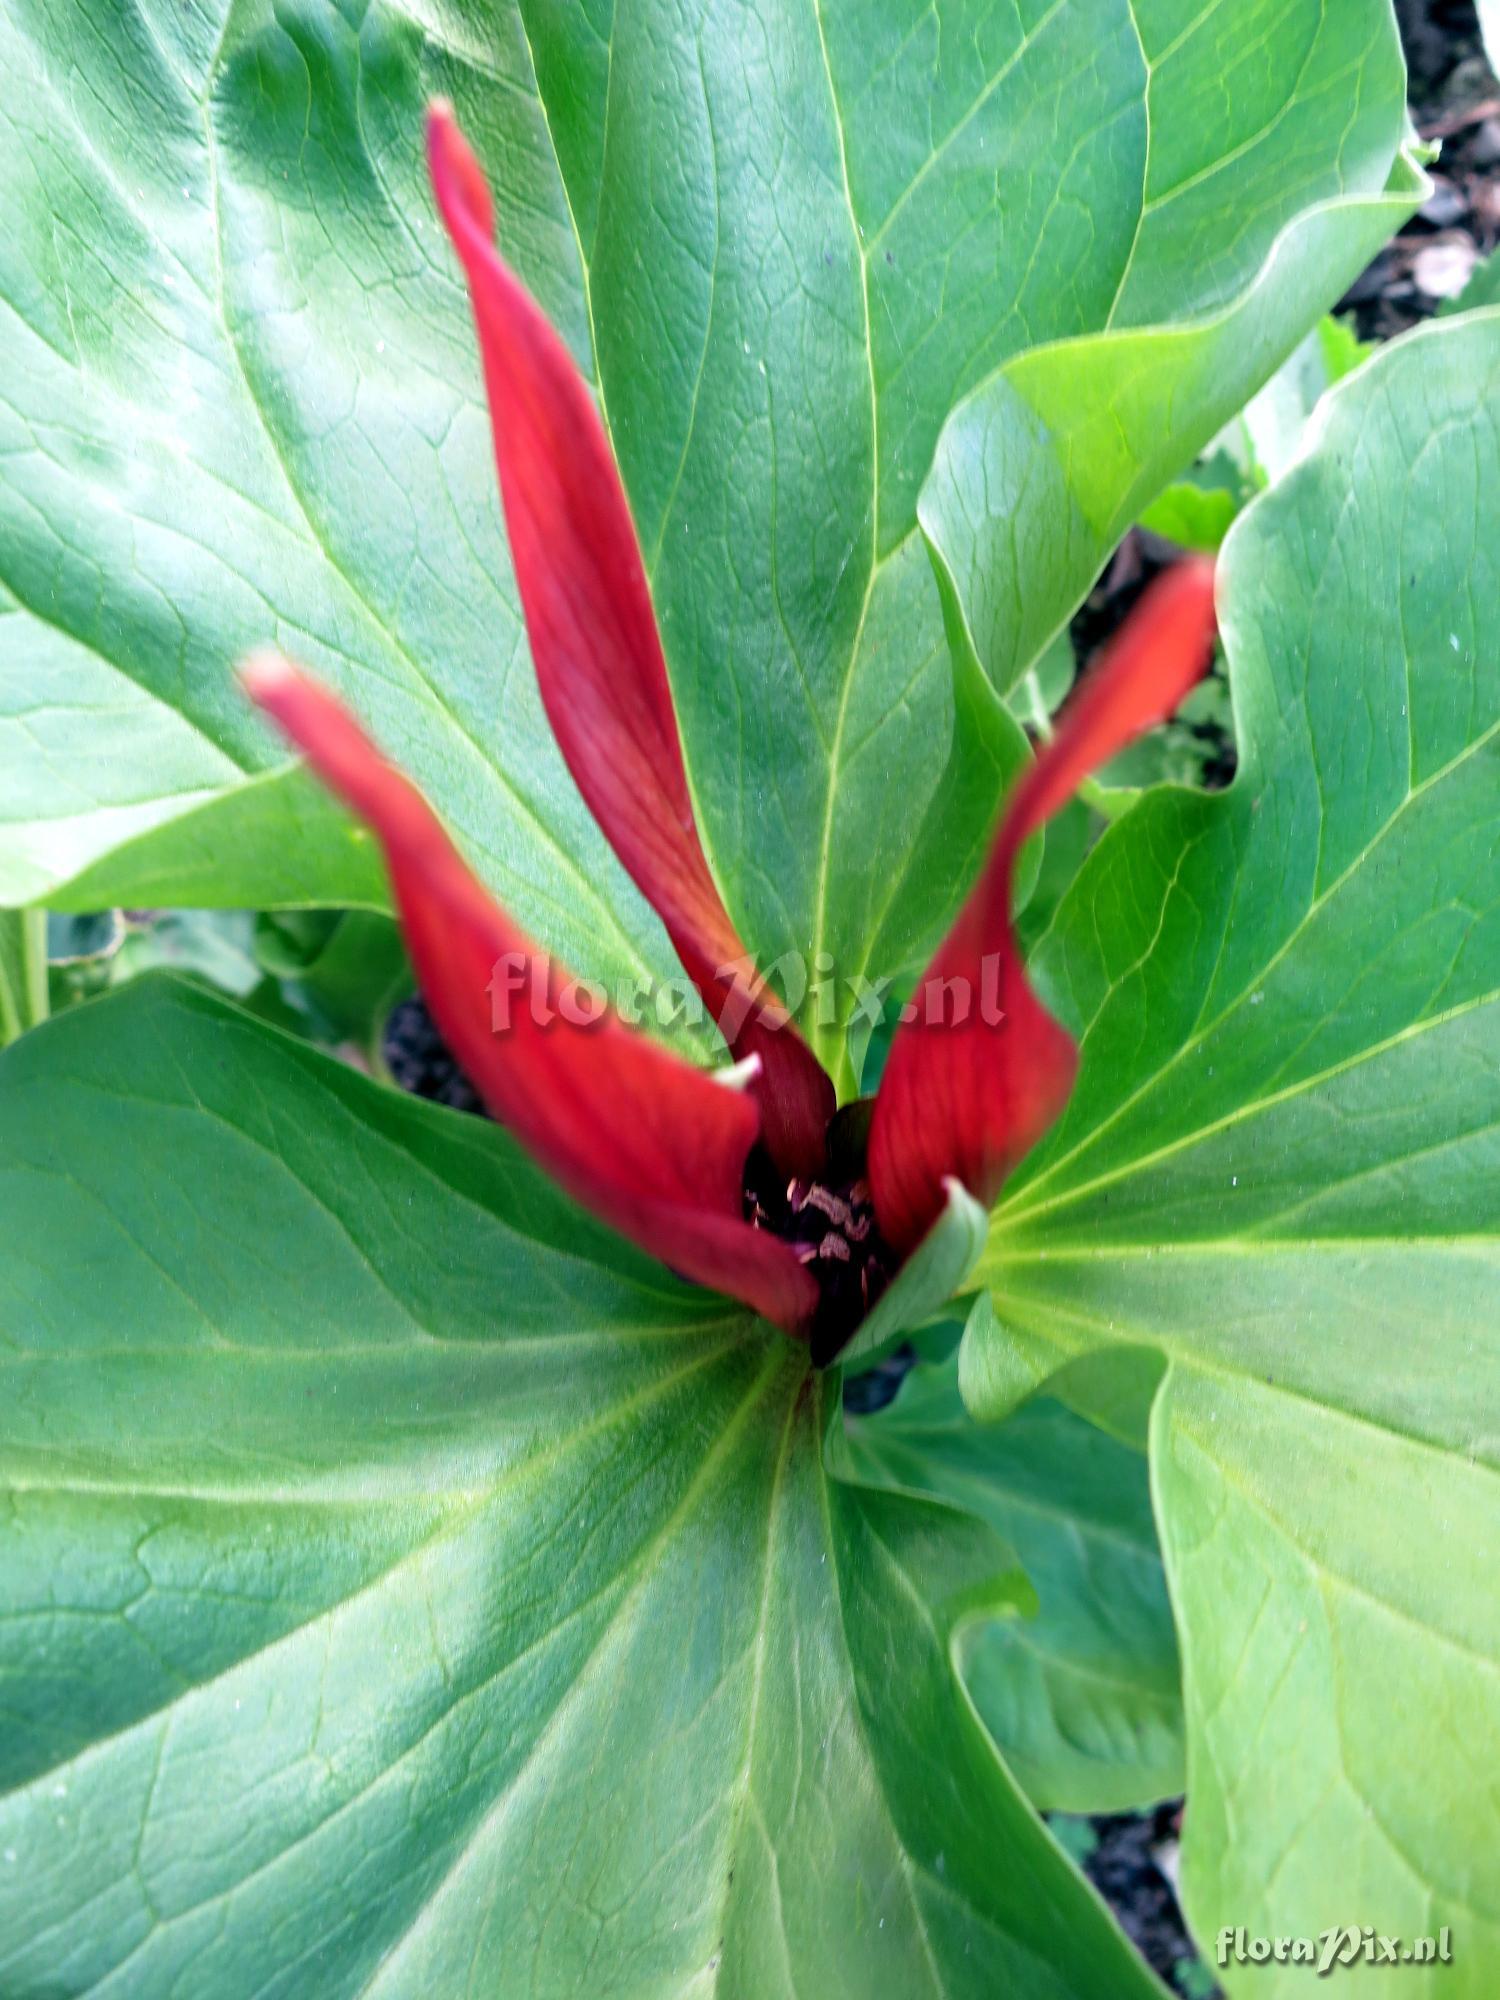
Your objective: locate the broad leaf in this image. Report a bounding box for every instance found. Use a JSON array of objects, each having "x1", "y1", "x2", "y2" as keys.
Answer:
[
  {"x1": 964, "y1": 312, "x2": 1500, "y2": 1984},
  {"x1": 0, "y1": 976, "x2": 1161, "y2": 1998},
  {"x1": 845, "y1": 1360, "x2": 1183, "y2": 1814},
  {"x1": 1, "y1": 0, "x2": 1416, "y2": 1078}
]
